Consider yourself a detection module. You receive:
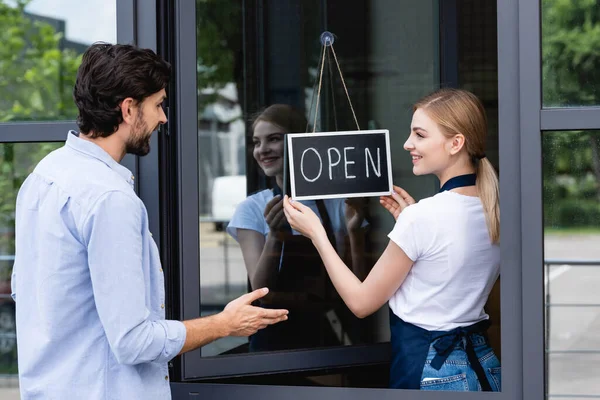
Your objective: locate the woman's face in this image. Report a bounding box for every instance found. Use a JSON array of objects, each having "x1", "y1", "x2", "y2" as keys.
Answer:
[
  {"x1": 253, "y1": 120, "x2": 285, "y2": 177},
  {"x1": 404, "y1": 108, "x2": 454, "y2": 176}
]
